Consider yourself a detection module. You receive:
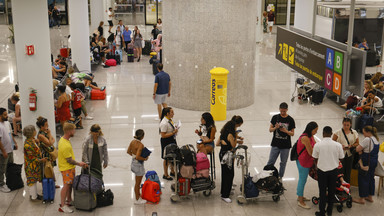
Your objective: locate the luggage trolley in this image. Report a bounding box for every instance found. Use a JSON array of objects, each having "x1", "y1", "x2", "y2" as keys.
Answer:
[
  {"x1": 235, "y1": 145, "x2": 283, "y2": 204},
  {"x1": 165, "y1": 144, "x2": 215, "y2": 202}
]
